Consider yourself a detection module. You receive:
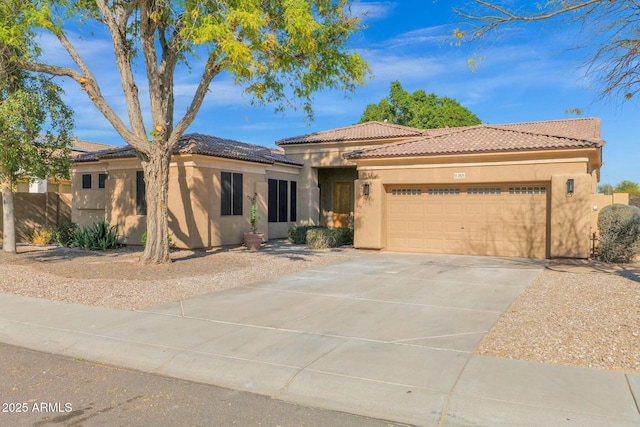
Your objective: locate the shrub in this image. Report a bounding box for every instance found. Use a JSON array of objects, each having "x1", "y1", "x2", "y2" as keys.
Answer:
[
  {"x1": 28, "y1": 227, "x2": 55, "y2": 245},
  {"x1": 141, "y1": 231, "x2": 174, "y2": 247},
  {"x1": 54, "y1": 222, "x2": 78, "y2": 247},
  {"x1": 306, "y1": 227, "x2": 340, "y2": 249},
  {"x1": 305, "y1": 227, "x2": 353, "y2": 249},
  {"x1": 336, "y1": 226, "x2": 353, "y2": 246},
  {"x1": 288, "y1": 225, "x2": 325, "y2": 244},
  {"x1": 71, "y1": 218, "x2": 120, "y2": 251},
  {"x1": 597, "y1": 204, "x2": 640, "y2": 263},
  {"x1": 289, "y1": 222, "x2": 354, "y2": 248}
]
